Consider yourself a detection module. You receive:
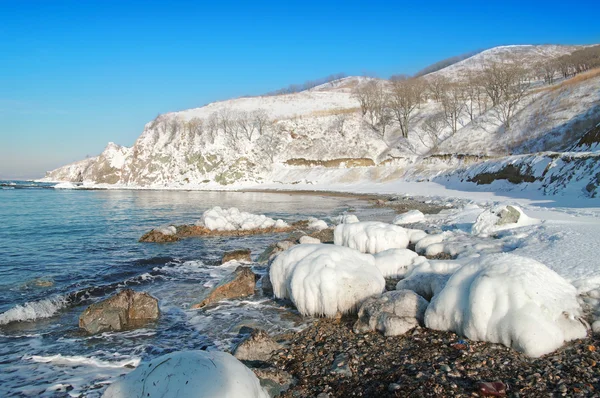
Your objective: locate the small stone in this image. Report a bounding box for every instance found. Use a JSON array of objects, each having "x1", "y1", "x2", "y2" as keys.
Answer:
[{"x1": 388, "y1": 383, "x2": 401, "y2": 391}]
